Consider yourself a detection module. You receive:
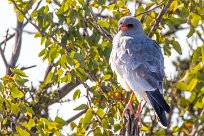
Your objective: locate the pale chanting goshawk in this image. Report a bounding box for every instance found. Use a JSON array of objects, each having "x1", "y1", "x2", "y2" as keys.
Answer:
[{"x1": 109, "y1": 16, "x2": 170, "y2": 127}]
